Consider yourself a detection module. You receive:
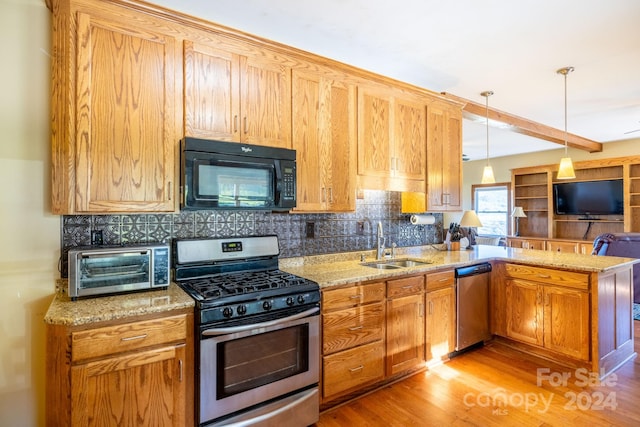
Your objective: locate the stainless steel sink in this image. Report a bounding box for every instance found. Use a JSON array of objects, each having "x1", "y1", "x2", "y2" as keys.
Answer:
[{"x1": 361, "y1": 258, "x2": 432, "y2": 269}]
